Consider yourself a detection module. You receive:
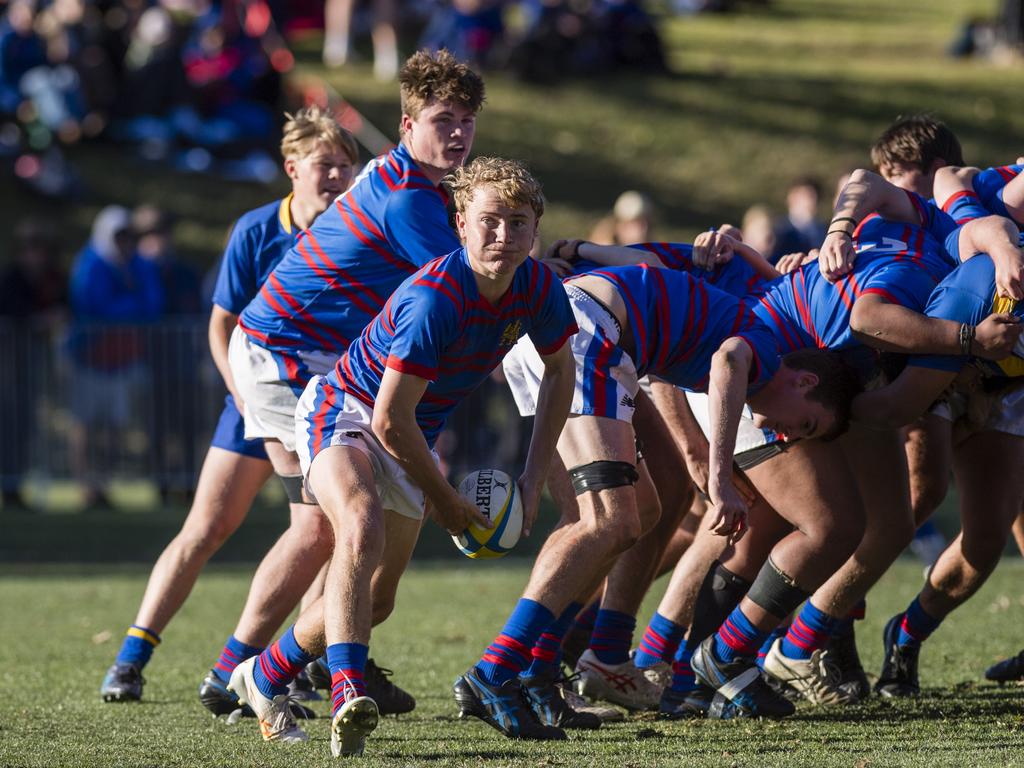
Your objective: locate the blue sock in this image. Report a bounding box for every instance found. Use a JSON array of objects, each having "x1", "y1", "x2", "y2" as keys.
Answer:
[
  {"x1": 634, "y1": 612, "x2": 686, "y2": 669},
  {"x1": 524, "y1": 601, "x2": 581, "y2": 679},
  {"x1": 477, "y1": 598, "x2": 555, "y2": 685},
  {"x1": 669, "y1": 642, "x2": 697, "y2": 693},
  {"x1": 756, "y1": 626, "x2": 787, "y2": 669},
  {"x1": 253, "y1": 626, "x2": 318, "y2": 698},
  {"x1": 896, "y1": 596, "x2": 943, "y2": 648},
  {"x1": 212, "y1": 635, "x2": 264, "y2": 683},
  {"x1": 713, "y1": 606, "x2": 769, "y2": 663},
  {"x1": 115, "y1": 625, "x2": 161, "y2": 668},
  {"x1": 327, "y1": 642, "x2": 369, "y2": 716},
  {"x1": 835, "y1": 598, "x2": 866, "y2": 636},
  {"x1": 780, "y1": 602, "x2": 839, "y2": 660},
  {"x1": 589, "y1": 609, "x2": 636, "y2": 665}
]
